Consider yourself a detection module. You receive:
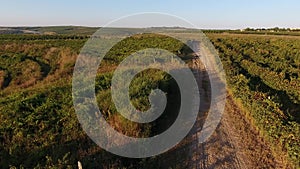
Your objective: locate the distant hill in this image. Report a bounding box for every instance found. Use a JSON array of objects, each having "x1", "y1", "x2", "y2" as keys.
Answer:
[
  {"x1": 0, "y1": 28, "x2": 40, "y2": 34},
  {"x1": 0, "y1": 26, "x2": 99, "y2": 35},
  {"x1": 1, "y1": 26, "x2": 300, "y2": 36}
]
